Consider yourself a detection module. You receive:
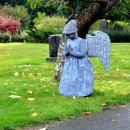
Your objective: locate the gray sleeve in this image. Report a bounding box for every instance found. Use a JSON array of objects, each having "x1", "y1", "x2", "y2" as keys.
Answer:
[{"x1": 70, "y1": 40, "x2": 86, "y2": 58}]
